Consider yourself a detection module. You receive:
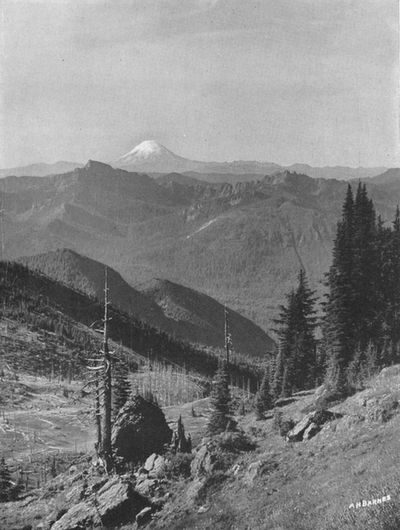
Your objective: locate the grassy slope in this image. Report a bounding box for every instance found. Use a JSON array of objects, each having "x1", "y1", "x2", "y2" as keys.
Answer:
[
  {"x1": 0, "y1": 368, "x2": 399, "y2": 529},
  {"x1": 150, "y1": 369, "x2": 400, "y2": 530}
]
